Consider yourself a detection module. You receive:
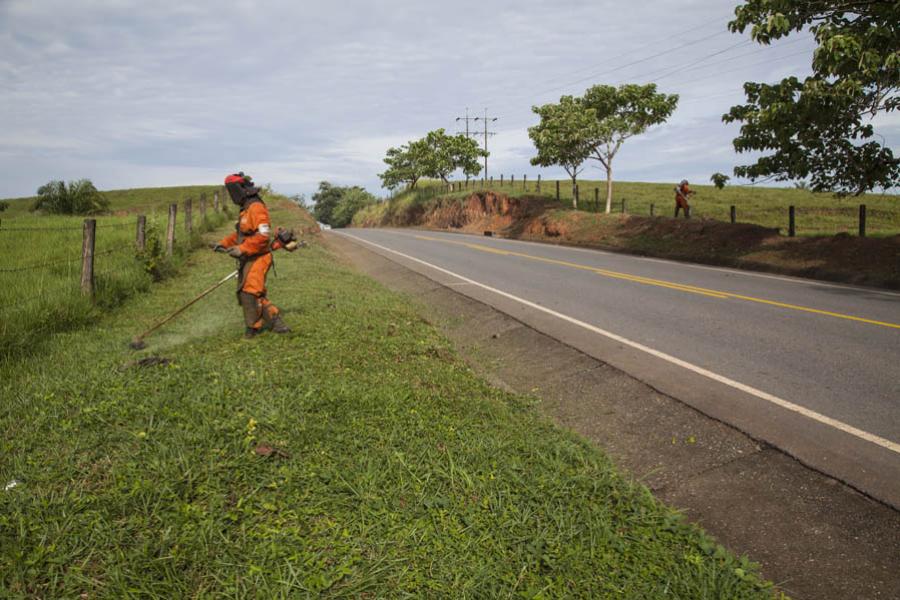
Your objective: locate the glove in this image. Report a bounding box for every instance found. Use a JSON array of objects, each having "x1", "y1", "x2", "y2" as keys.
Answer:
[
  {"x1": 284, "y1": 241, "x2": 299, "y2": 252},
  {"x1": 227, "y1": 247, "x2": 243, "y2": 258},
  {"x1": 212, "y1": 244, "x2": 227, "y2": 253}
]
